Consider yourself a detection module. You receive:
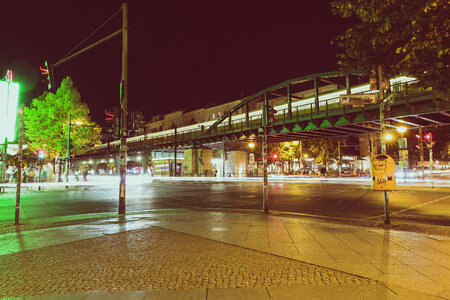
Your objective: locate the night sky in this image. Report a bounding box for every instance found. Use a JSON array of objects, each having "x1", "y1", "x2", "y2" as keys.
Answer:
[{"x1": 2, "y1": 1, "x2": 356, "y2": 125}]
